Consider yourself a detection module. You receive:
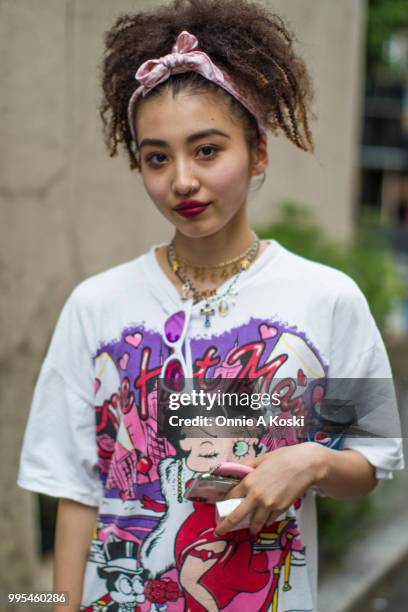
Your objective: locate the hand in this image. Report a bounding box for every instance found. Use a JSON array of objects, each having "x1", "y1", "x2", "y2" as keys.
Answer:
[{"x1": 214, "y1": 442, "x2": 325, "y2": 536}]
